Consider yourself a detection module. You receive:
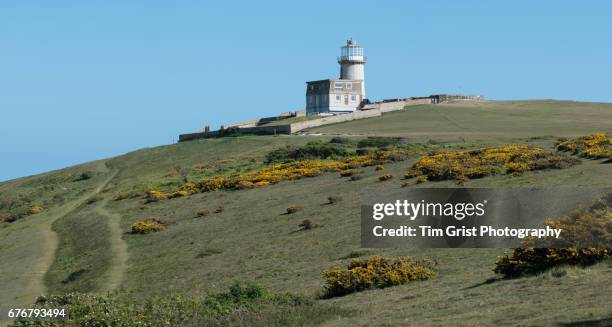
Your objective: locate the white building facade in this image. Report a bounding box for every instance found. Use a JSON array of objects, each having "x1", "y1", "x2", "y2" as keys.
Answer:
[{"x1": 306, "y1": 39, "x2": 367, "y2": 115}]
